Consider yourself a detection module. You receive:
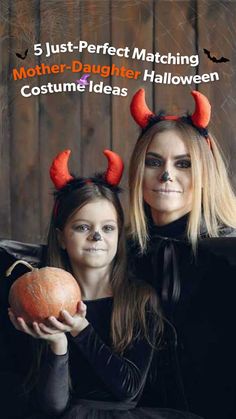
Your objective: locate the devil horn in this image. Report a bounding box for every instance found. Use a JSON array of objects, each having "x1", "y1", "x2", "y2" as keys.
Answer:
[
  {"x1": 103, "y1": 150, "x2": 124, "y2": 186},
  {"x1": 130, "y1": 88, "x2": 154, "y2": 128},
  {"x1": 50, "y1": 149, "x2": 74, "y2": 189},
  {"x1": 191, "y1": 91, "x2": 211, "y2": 128}
]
